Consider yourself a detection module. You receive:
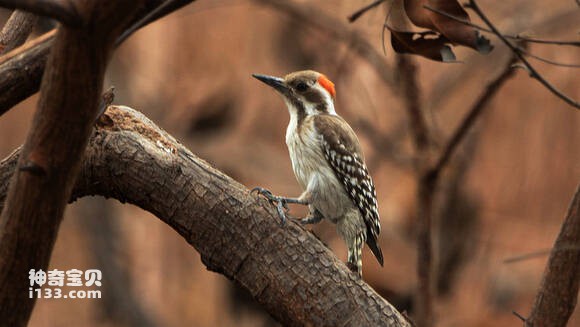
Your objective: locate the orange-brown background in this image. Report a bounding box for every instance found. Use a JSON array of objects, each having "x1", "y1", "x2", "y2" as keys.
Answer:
[{"x1": 1, "y1": 1, "x2": 579, "y2": 326}]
